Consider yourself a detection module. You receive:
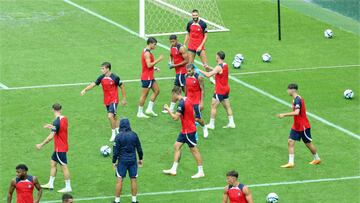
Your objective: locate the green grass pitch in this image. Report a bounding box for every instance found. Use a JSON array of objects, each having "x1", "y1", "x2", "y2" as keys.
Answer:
[{"x1": 1, "y1": 0, "x2": 359, "y2": 202}]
